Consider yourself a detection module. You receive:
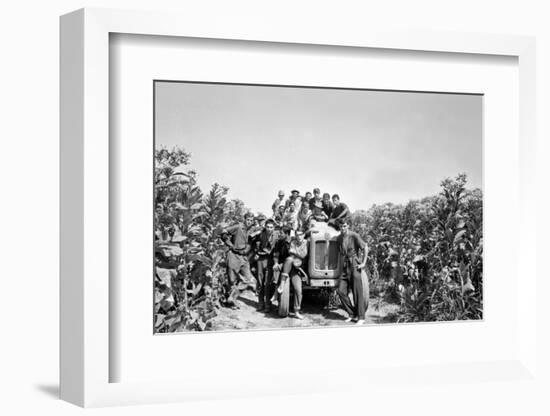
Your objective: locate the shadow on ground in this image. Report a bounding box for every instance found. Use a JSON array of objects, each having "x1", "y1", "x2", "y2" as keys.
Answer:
[{"x1": 35, "y1": 384, "x2": 59, "y2": 399}]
